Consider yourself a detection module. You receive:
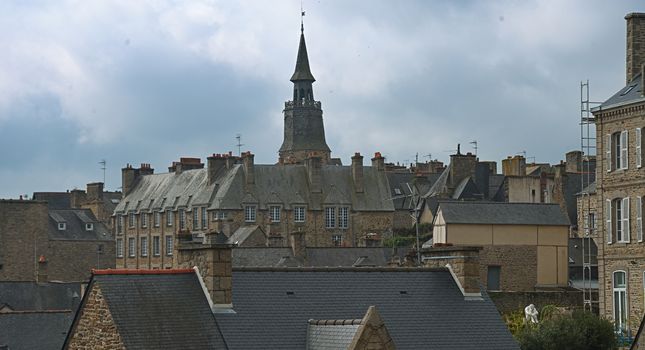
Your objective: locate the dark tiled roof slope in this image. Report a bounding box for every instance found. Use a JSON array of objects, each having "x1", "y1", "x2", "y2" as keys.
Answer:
[
  {"x1": 94, "y1": 272, "x2": 228, "y2": 350},
  {"x1": 0, "y1": 311, "x2": 73, "y2": 350},
  {"x1": 0, "y1": 282, "x2": 82, "y2": 311},
  {"x1": 599, "y1": 73, "x2": 644, "y2": 109},
  {"x1": 48, "y1": 209, "x2": 112, "y2": 240},
  {"x1": 215, "y1": 268, "x2": 518, "y2": 350},
  {"x1": 438, "y1": 201, "x2": 570, "y2": 226},
  {"x1": 32, "y1": 192, "x2": 71, "y2": 209}
]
